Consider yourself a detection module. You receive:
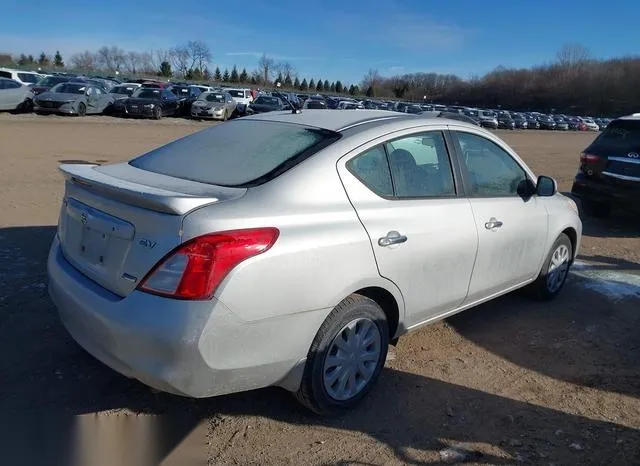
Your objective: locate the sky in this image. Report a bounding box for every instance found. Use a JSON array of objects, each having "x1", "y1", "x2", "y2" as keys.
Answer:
[{"x1": 2, "y1": 0, "x2": 639, "y2": 84}]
